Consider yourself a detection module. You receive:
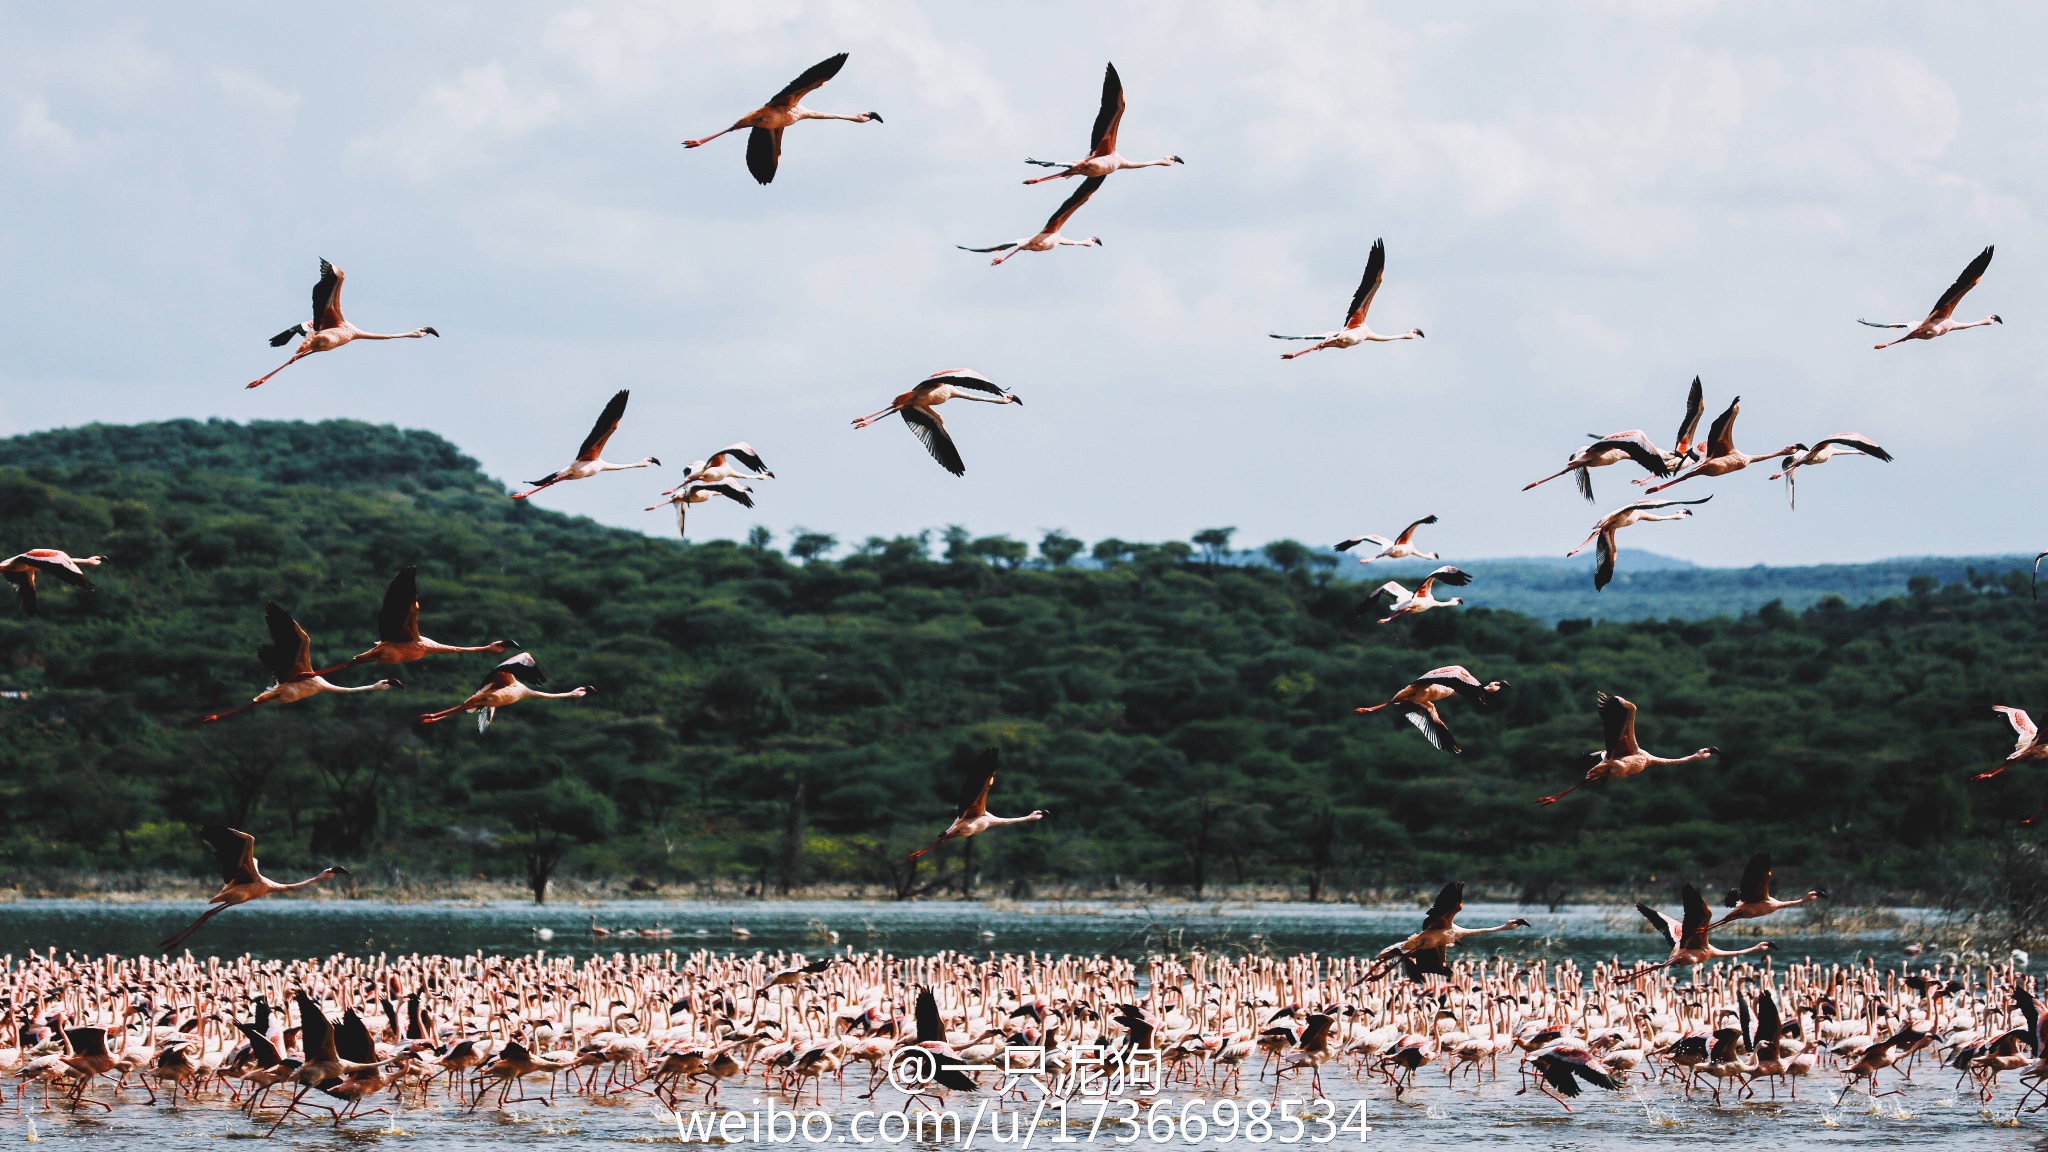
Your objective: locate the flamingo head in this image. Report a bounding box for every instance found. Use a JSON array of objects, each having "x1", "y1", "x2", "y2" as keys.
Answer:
[
  {"x1": 1809, "y1": 888, "x2": 1830, "y2": 900},
  {"x1": 78, "y1": 556, "x2": 109, "y2": 566},
  {"x1": 1701, "y1": 746, "x2": 1721, "y2": 757},
  {"x1": 1994, "y1": 314, "x2": 2005, "y2": 324},
  {"x1": 1007, "y1": 393, "x2": 1023, "y2": 406},
  {"x1": 864, "y1": 112, "x2": 883, "y2": 124},
  {"x1": 1088, "y1": 237, "x2": 1104, "y2": 247},
  {"x1": 378, "y1": 678, "x2": 404, "y2": 690},
  {"x1": 322, "y1": 866, "x2": 351, "y2": 878},
  {"x1": 1506, "y1": 918, "x2": 1532, "y2": 929},
  {"x1": 422, "y1": 327, "x2": 440, "y2": 337},
  {"x1": 1171, "y1": 155, "x2": 1185, "y2": 164},
  {"x1": 490, "y1": 639, "x2": 517, "y2": 652},
  {"x1": 1447, "y1": 596, "x2": 1464, "y2": 606},
  {"x1": 1410, "y1": 328, "x2": 1425, "y2": 338}
]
